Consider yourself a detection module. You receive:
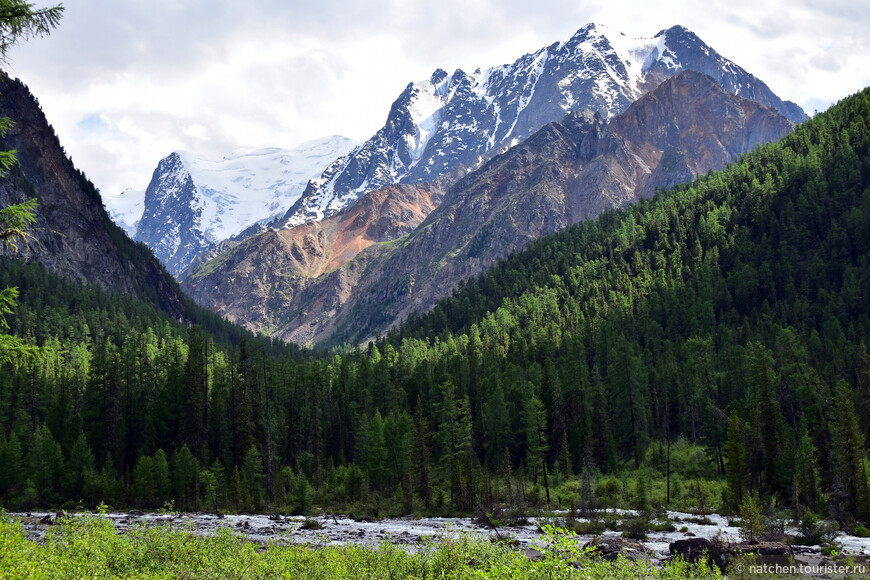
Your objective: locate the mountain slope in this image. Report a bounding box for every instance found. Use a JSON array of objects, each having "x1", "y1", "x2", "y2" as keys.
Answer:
[
  {"x1": 0, "y1": 84, "x2": 866, "y2": 524},
  {"x1": 0, "y1": 75, "x2": 190, "y2": 320},
  {"x1": 277, "y1": 24, "x2": 807, "y2": 230},
  {"x1": 400, "y1": 86, "x2": 870, "y2": 343},
  {"x1": 183, "y1": 181, "x2": 446, "y2": 333},
  {"x1": 125, "y1": 136, "x2": 358, "y2": 275},
  {"x1": 184, "y1": 71, "x2": 795, "y2": 344}
]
